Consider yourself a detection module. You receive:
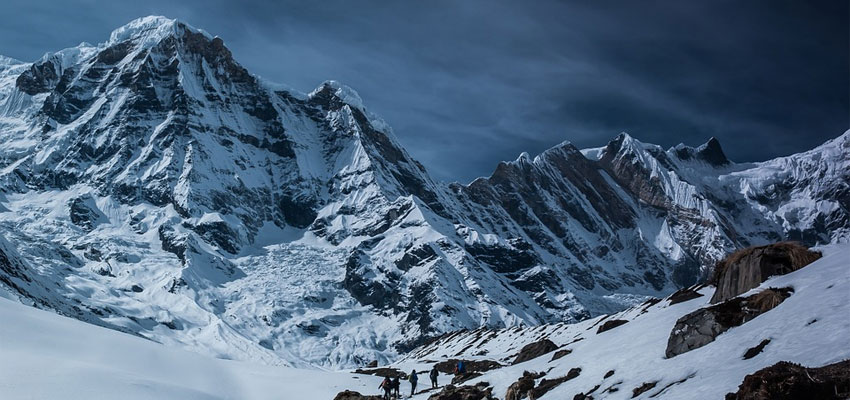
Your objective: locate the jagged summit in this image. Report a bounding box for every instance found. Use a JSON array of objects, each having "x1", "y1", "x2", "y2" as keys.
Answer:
[{"x1": 672, "y1": 136, "x2": 731, "y2": 166}]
